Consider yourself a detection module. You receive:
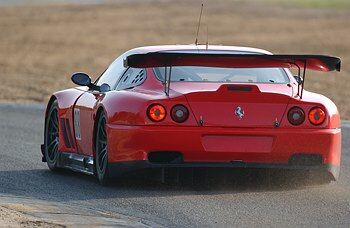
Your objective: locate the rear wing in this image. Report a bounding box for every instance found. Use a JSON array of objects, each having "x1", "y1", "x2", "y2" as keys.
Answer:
[
  {"x1": 125, "y1": 52, "x2": 341, "y2": 72},
  {"x1": 124, "y1": 52, "x2": 341, "y2": 97}
]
